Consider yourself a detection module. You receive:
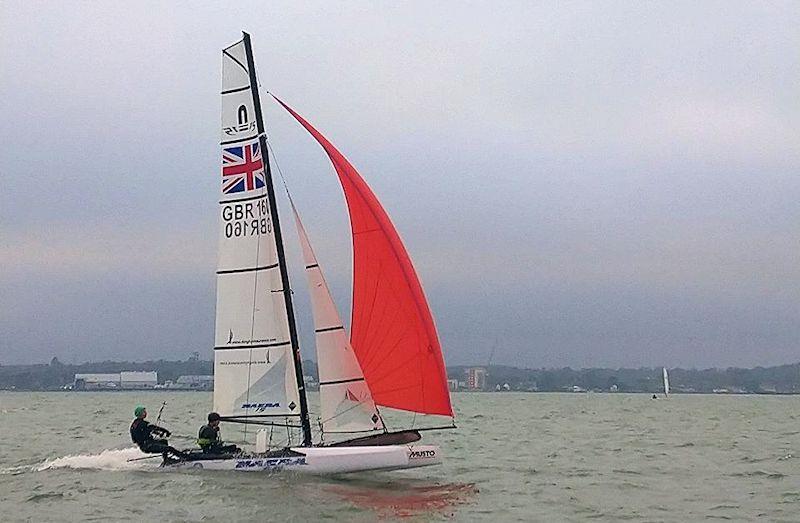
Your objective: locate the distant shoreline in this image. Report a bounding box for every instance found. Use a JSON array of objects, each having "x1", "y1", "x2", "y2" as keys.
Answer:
[
  {"x1": 2, "y1": 390, "x2": 800, "y2": 396},
  {"x1": 3, "y1": 359, "x2": 800, "y2": 394}
]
